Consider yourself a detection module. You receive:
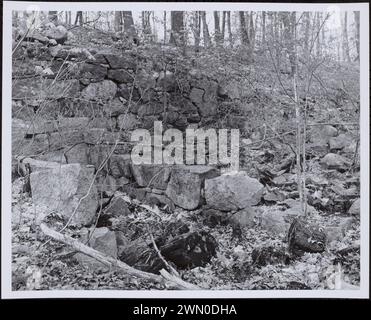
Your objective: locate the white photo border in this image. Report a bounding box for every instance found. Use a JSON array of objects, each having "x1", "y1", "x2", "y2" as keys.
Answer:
[{"x1": 2, "y1": 1, "x2": 369, "y2": 299}]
